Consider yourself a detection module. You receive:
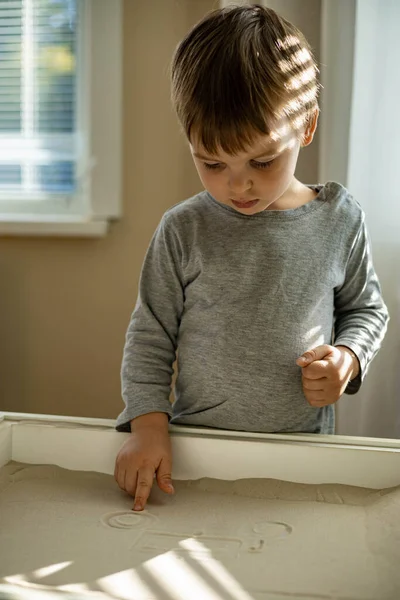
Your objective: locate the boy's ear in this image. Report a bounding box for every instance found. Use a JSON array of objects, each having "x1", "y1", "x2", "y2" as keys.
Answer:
[{"x1": 301, "y1": 108, "x2": 319, "y2": 147}]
